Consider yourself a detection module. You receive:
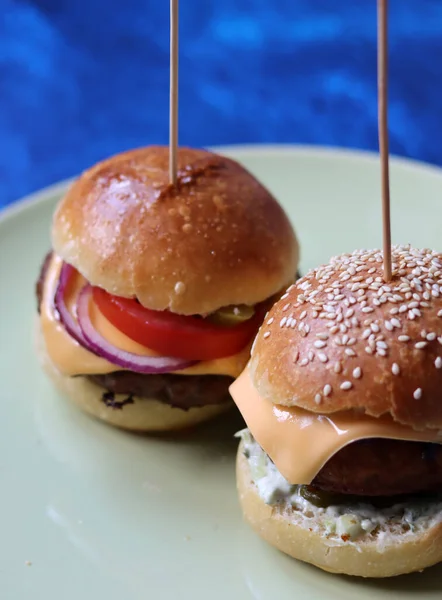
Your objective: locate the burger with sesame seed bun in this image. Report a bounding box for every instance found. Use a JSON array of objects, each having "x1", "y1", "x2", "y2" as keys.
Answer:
[
  {"x1": 230, "y1": 245, "x2": 442, "y2": 578},
  {"x1": 36, "y1": 146, "x2": 299, "y2": 431}
]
